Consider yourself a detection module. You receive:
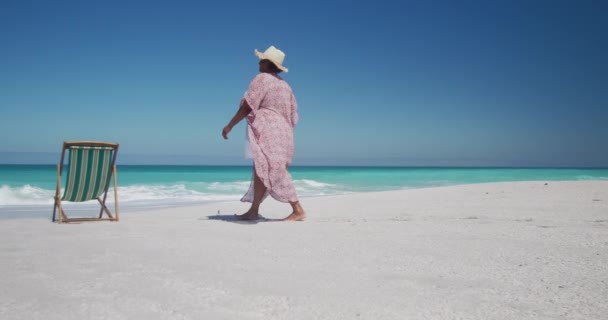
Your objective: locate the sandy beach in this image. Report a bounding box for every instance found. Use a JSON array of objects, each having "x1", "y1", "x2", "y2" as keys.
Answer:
[{"x1": 1, "y1": 180, "x2": 607, "y2": 319}]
